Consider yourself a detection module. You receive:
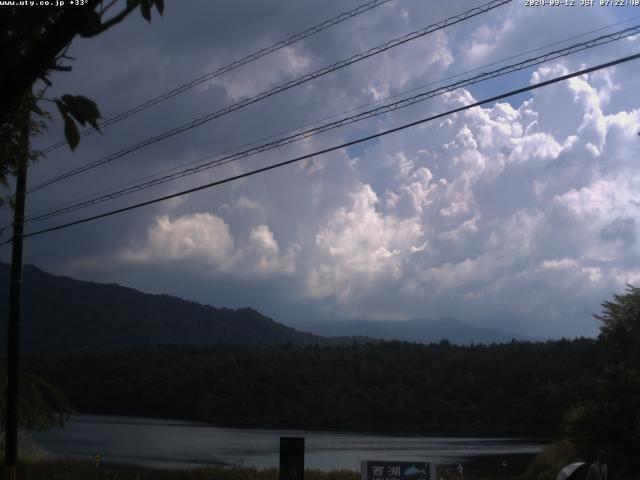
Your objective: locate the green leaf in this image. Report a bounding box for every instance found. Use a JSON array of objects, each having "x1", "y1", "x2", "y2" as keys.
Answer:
[
  {"x1": 54, "y1": 99, "x2": 67, "y2": 116},
  {"x1": 140, "y1": 0, "x2": 151, "y2": 22},
  {"x1": 86, "y1": 116, "x2": 101, "y2": 132},
  {"x1": 63, "y1": 113, "x2": 80, "y2": 151},
  {"x1": 60, "y1": 95, "x2": 102, "y2": 133},
  {"x1": 154, "y1": 0, "x2": 164, "y2": 16},
  {"x1": 31, "y1": 103, "x2": 44, "y2": 116},
  {"x1": 72, "y1": 95, "x2": 101, "y2": 132},
  {"x1": 62, "y1": 101, "x2": 86, "y2": 127}
]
